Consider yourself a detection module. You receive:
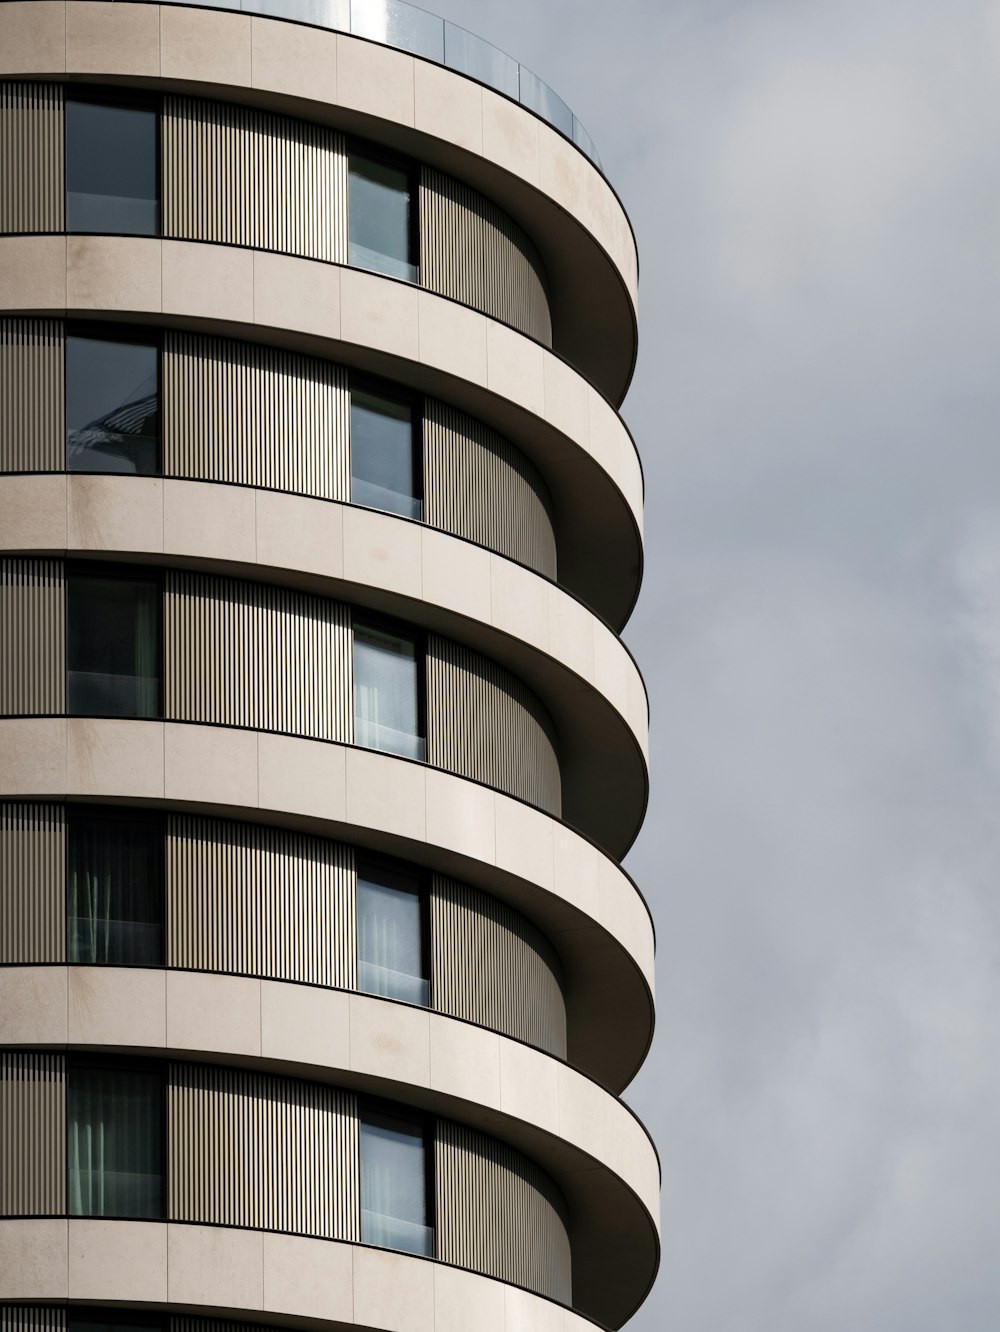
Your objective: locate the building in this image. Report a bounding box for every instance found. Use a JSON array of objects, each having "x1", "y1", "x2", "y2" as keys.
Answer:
[{"x1": 0, "y1": 4, "x2": 657, "y2": 1332}]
